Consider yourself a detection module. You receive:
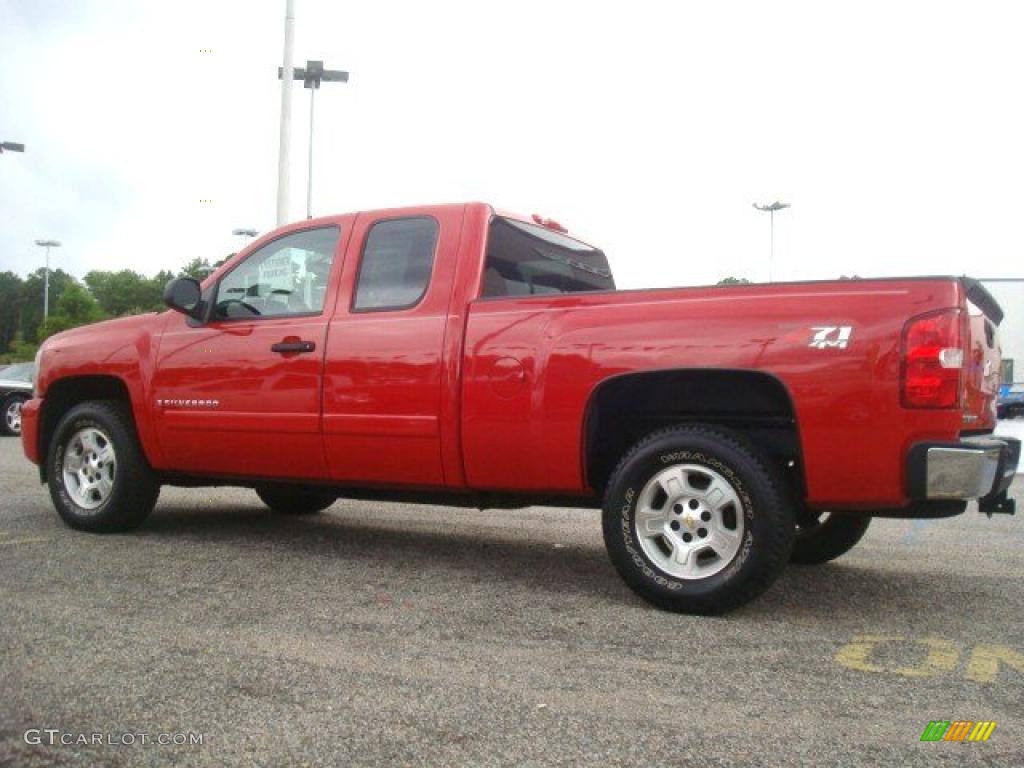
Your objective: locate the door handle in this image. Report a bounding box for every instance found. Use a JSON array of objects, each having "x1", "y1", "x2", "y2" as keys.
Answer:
[{"x1": 271, "y1": 339, "x2": 316, "y2": 354}]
